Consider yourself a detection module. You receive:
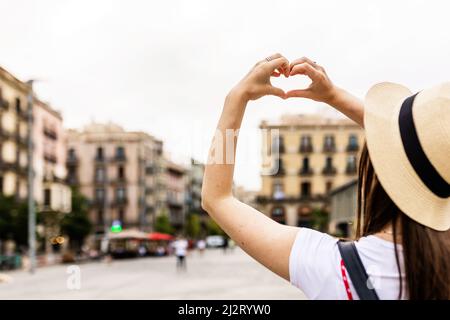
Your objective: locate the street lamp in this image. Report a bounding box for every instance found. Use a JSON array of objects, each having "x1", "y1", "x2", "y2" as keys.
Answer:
[{"x1": 26, "y1": 80, "x2": 36, "y2": 274}]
